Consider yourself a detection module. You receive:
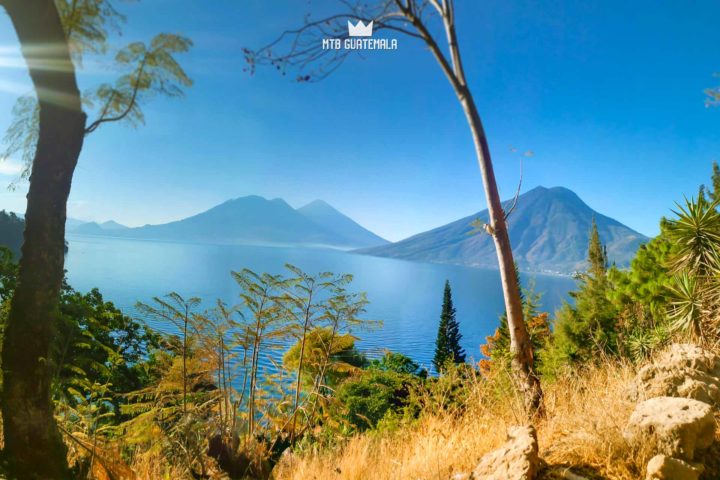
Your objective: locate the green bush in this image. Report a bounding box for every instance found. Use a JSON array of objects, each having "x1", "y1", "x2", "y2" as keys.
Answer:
[
  {"x1": 332, "y1": 369, "x2": 420, "y2": 432},
  {"x1": 368, "y1": 351, "x2": 427, "y2": 377}
]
